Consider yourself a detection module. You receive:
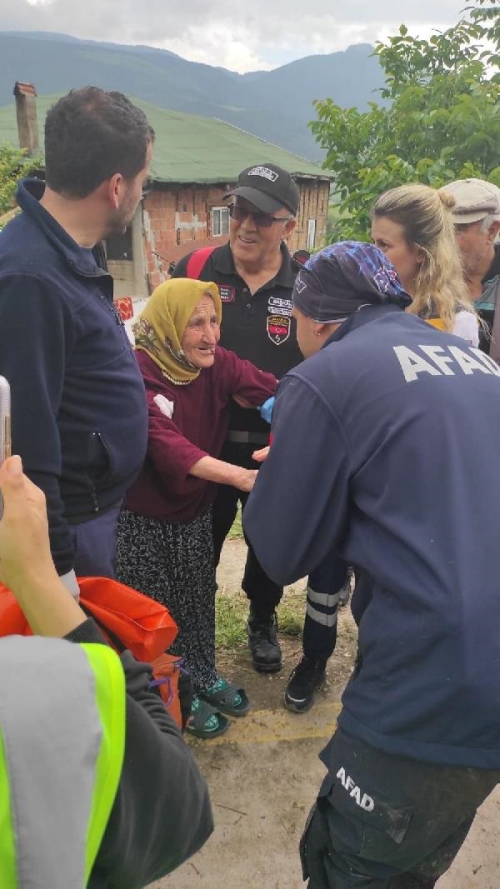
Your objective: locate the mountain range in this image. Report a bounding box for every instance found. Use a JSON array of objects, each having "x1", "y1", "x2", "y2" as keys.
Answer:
[{"x1": 0, "y1": 31, "x2": 385, "y2": 161}]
